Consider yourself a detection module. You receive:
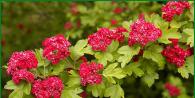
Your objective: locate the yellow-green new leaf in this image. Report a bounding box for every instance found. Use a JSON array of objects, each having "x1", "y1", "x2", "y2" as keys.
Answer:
[{"x1": 103, "y1": 63, "x2": 126, "y2": 79}]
